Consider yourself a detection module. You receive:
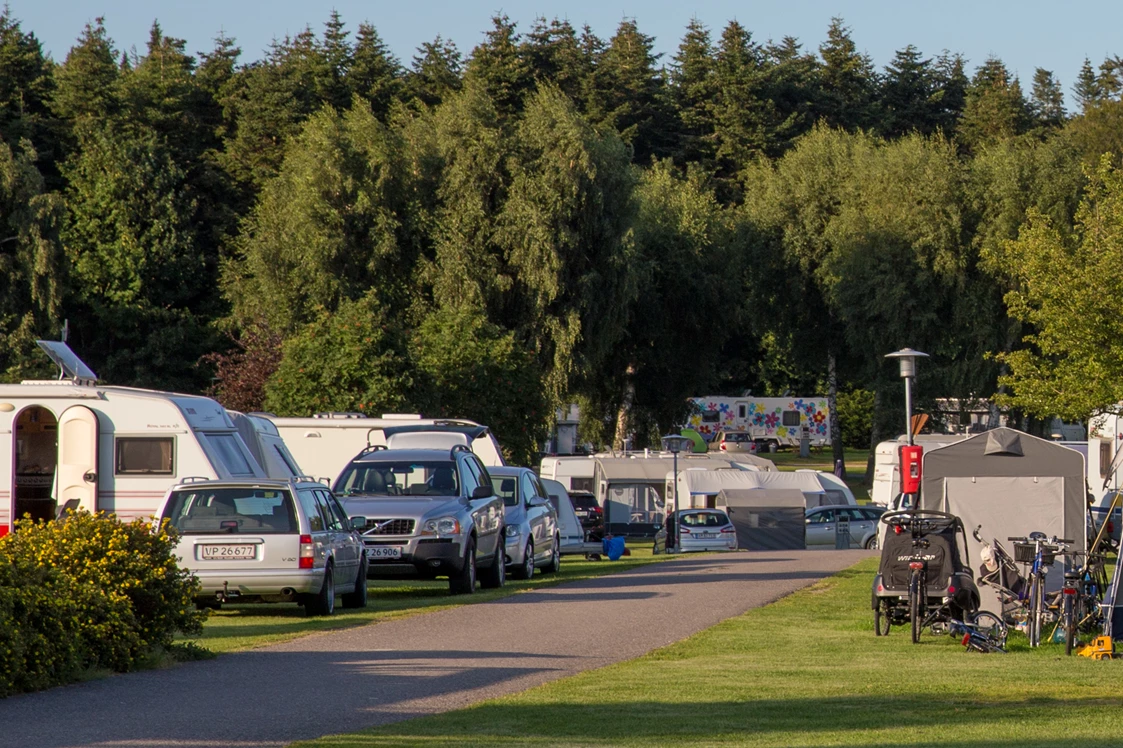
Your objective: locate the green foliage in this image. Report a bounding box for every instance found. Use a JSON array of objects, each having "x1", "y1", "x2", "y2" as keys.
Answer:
[
  {"x1": 835, "y1": 388, "x2": 874, "y2": 448},
  {"x1": 0, "y1": 511, "x2": 204, "y2": 695},
  {"x1": 264, "y1": 292, "x2": 412, "y2": 416},
  {"x1": 996, "y1": 157, "x2": 1123, "y2": 420}
]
